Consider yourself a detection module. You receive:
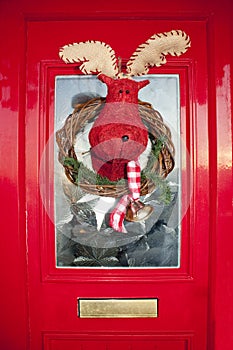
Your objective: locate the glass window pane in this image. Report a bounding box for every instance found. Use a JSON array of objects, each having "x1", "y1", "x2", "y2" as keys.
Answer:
[{"x1": 54, "y1": 74, "x2": 181, "y2": 268}]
